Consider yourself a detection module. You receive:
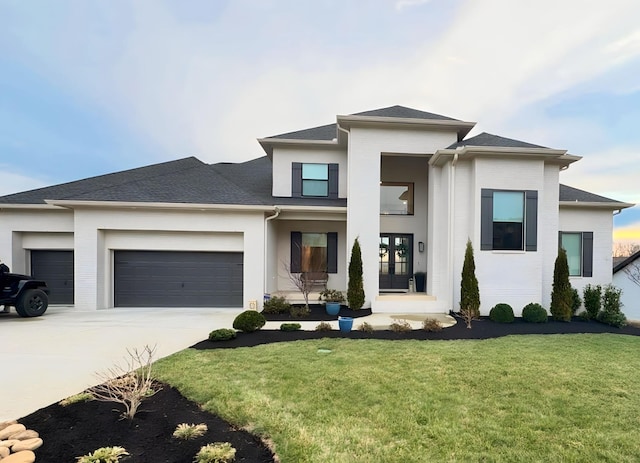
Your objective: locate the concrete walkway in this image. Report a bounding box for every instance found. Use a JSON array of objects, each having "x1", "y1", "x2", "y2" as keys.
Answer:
[{"x1": 0, "y1": 306, "x2": 244, "y2": 421}]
